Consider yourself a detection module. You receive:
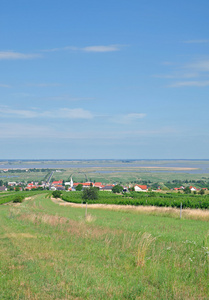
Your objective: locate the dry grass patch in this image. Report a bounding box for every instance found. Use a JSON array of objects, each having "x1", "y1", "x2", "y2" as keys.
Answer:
[
  {"x1": 0, "y1": 233, "x2": 37, "y2": 239},
  {"x1": 85, "y1": 213, "x2": 97, "y2": 223},
  {"x1": 18, "y1": 212, "x2": 121, "y2": 240},
  {"x1": 136, "y1": 232, "x2": 156, "y2": 267}
]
